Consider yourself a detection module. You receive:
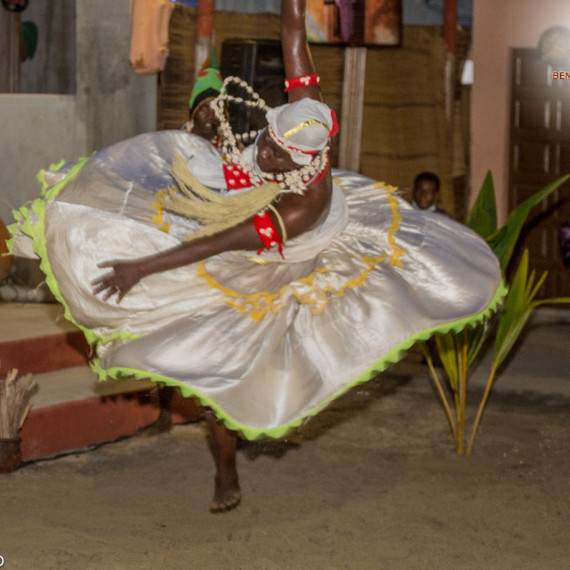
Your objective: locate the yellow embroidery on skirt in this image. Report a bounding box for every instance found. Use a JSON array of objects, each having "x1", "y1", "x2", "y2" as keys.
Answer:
[
  {"x1": 197, "y1": 184, "x2": 405, "y2": 321},
  {"x1": 378, "y1": 182, "x2": 404, "y2": 267},
  {"x1": 151, "y1": 188, "x2": 173, "y2": 233}
]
